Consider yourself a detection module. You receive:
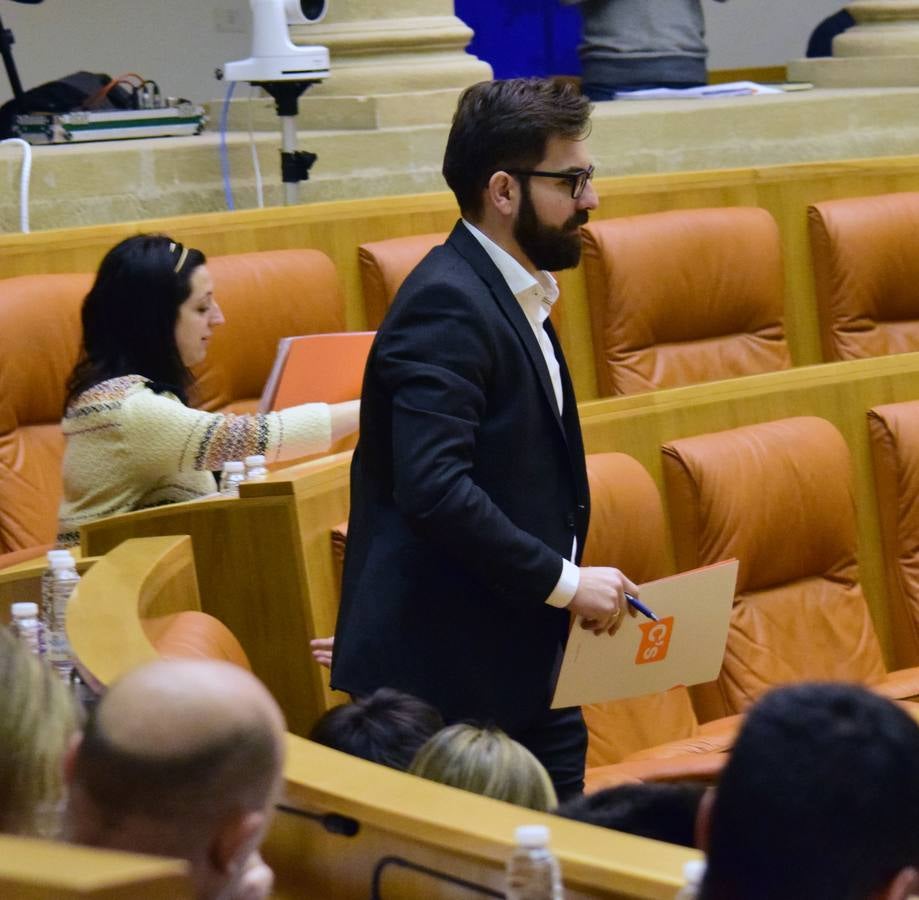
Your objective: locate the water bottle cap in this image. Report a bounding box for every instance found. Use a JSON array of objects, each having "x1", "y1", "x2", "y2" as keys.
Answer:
[
  {"x1": 515, "y1": 824, "x2": 550, "y2": 847},
  {"x1": 682, "y1": 858, "x2": 706, "y2": 887},
  {"x1": 50, "y1": 554, "x2": 77, "y2": 570},
  {"x1": 11, "y1": 601, "x2": 39, "y2": 618},
  {"x1": 223, "y1": 461, "x2": 245, "y2": 473},
  {"x1": 47, "y1": 549, "x2": 72, "y2": 562},
  {"x1": 245, "y1": 454, "x2": 266, "y2": 466}
]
